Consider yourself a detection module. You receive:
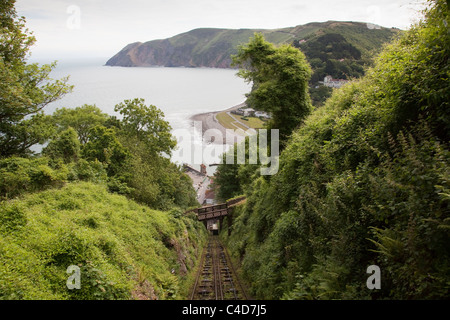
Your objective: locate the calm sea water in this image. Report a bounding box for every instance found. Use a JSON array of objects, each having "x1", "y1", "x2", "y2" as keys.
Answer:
[
  {"x1": 44, "y1": 58, "x2": 251, "y2": 171},
  {"x1": 46, "y1": 58, "x2": 251, "y2": 132}
]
